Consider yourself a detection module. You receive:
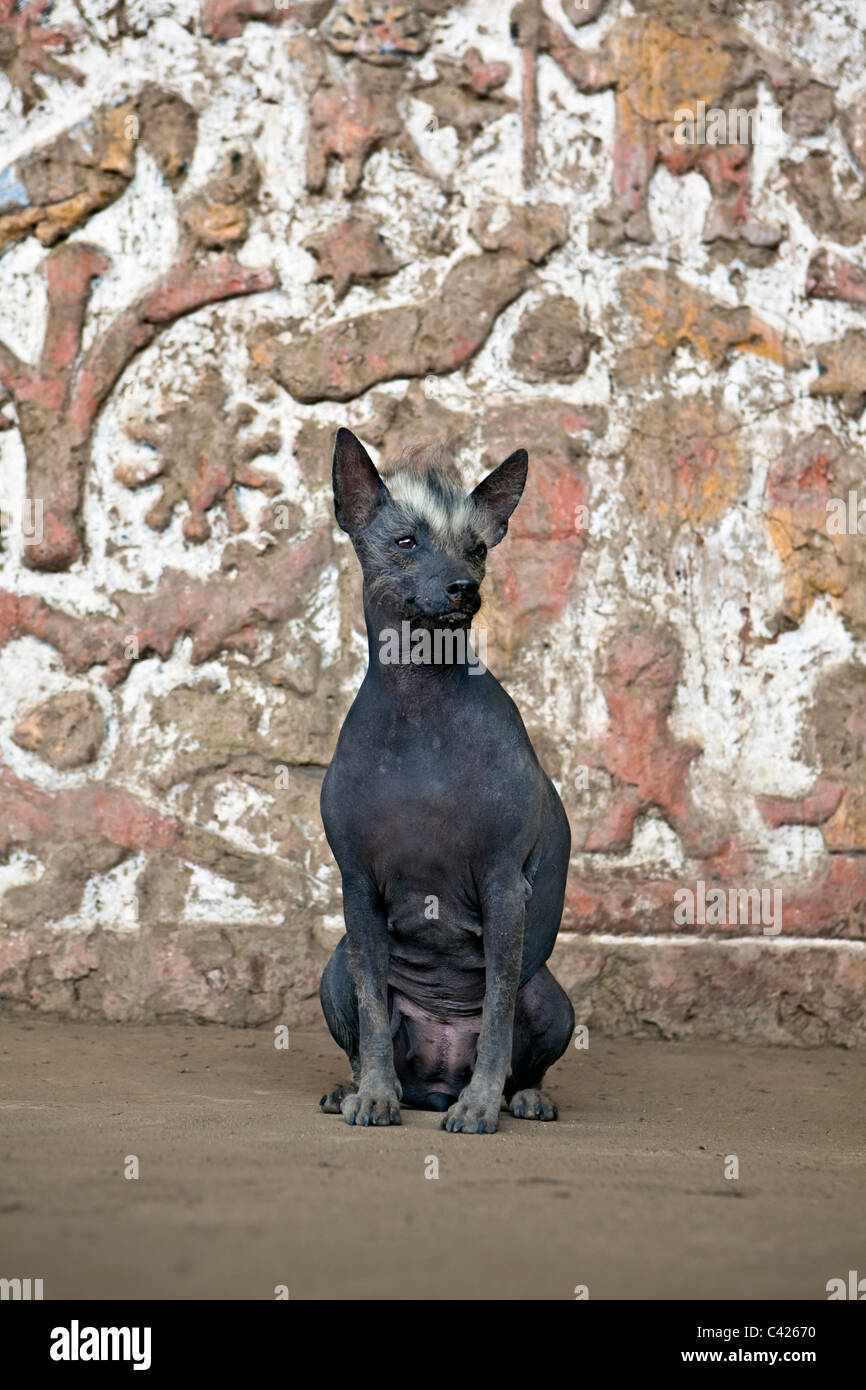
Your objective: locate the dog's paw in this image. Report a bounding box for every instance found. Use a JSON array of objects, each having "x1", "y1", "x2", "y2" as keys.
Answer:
[
  {"x1": 341, "y1": 1087, "x2": 401, "y2": 1127},
  {"x1": 441, "y1": 1091, "x2": 501, "y2": 1134},
  {"x1": 509, "y1": 1088, "x2": 558, "y2": 1121},
  {"x1": 319, "y1": 1081, "x2": 357, "y2": 1114}
]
